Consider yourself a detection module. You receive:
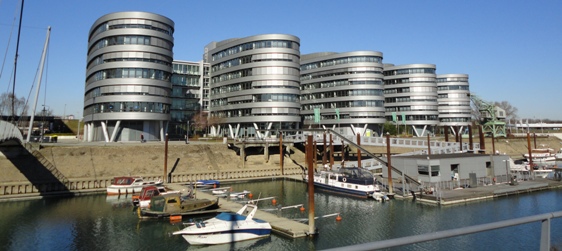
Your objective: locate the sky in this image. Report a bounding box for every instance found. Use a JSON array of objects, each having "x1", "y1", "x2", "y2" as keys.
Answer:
[{"x1": 0, "y1": 0, "x2": 561, "y2": 120}]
